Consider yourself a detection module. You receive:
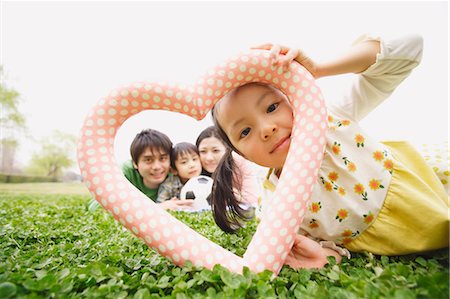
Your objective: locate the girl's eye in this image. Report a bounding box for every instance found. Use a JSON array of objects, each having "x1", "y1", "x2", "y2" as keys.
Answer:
[
  {"x1": 240, "y1": 128, "x2": 251, "y2": 139},
  {"x1": 267, "y1": 103, "x2": 279, "y2": 113}
]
